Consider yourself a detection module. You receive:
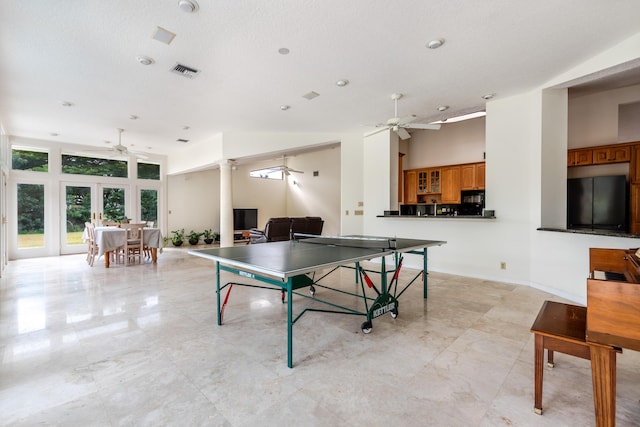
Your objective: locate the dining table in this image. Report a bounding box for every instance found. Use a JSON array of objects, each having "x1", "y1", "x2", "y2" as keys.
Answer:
[{"x1": 84, "y1": 226, "x2": 164, "y2": 267}]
